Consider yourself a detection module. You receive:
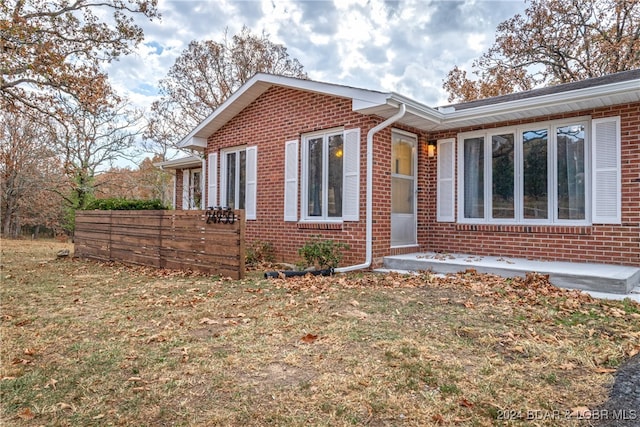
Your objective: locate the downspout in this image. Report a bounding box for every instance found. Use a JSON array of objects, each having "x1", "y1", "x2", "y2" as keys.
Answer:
[{"x1": 336, "y1": 103, "x2": 407, "y2": 273}]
